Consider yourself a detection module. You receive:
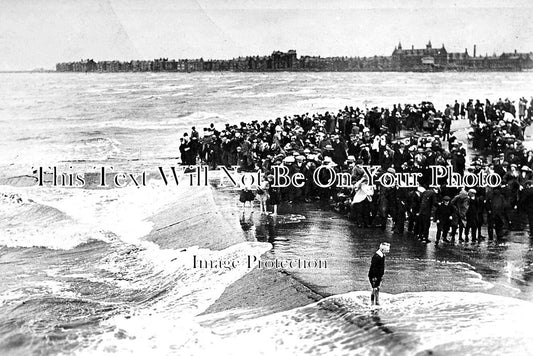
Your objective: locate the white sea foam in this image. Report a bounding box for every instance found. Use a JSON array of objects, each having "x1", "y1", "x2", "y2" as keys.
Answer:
[
  {"x1": 205, "y1": 291, "x2": 533, "y2": 355},
  {"x1": 75, "y1": 241, "x2": 273, "y2": 356},
  {"x1": 0, "y1": 178, "x2": 186, "y2": 249},
  {"x1": 73, "y1": 289, "x2": 533, "y2": 356},
  {"x1": 227, "y1": 89, "x2": 312, "y2": 99},
  {"x1": 0, "y1": 290, "x2": 28, "y2": 306},
  {"x1": 94, "y1": 111, "x2": 228, "y2": 131},
  {"x1": 0, "y1": 193, "x2": 109, "y2": 249}
]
